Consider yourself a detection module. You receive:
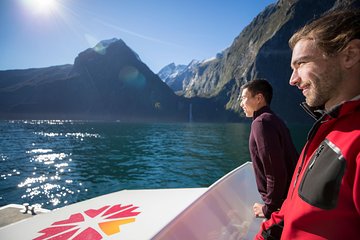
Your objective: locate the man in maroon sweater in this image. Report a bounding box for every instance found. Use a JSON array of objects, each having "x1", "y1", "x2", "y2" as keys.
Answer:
[{"x1": 240, "y1": 79, "x2": 298, "y2": 219}]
